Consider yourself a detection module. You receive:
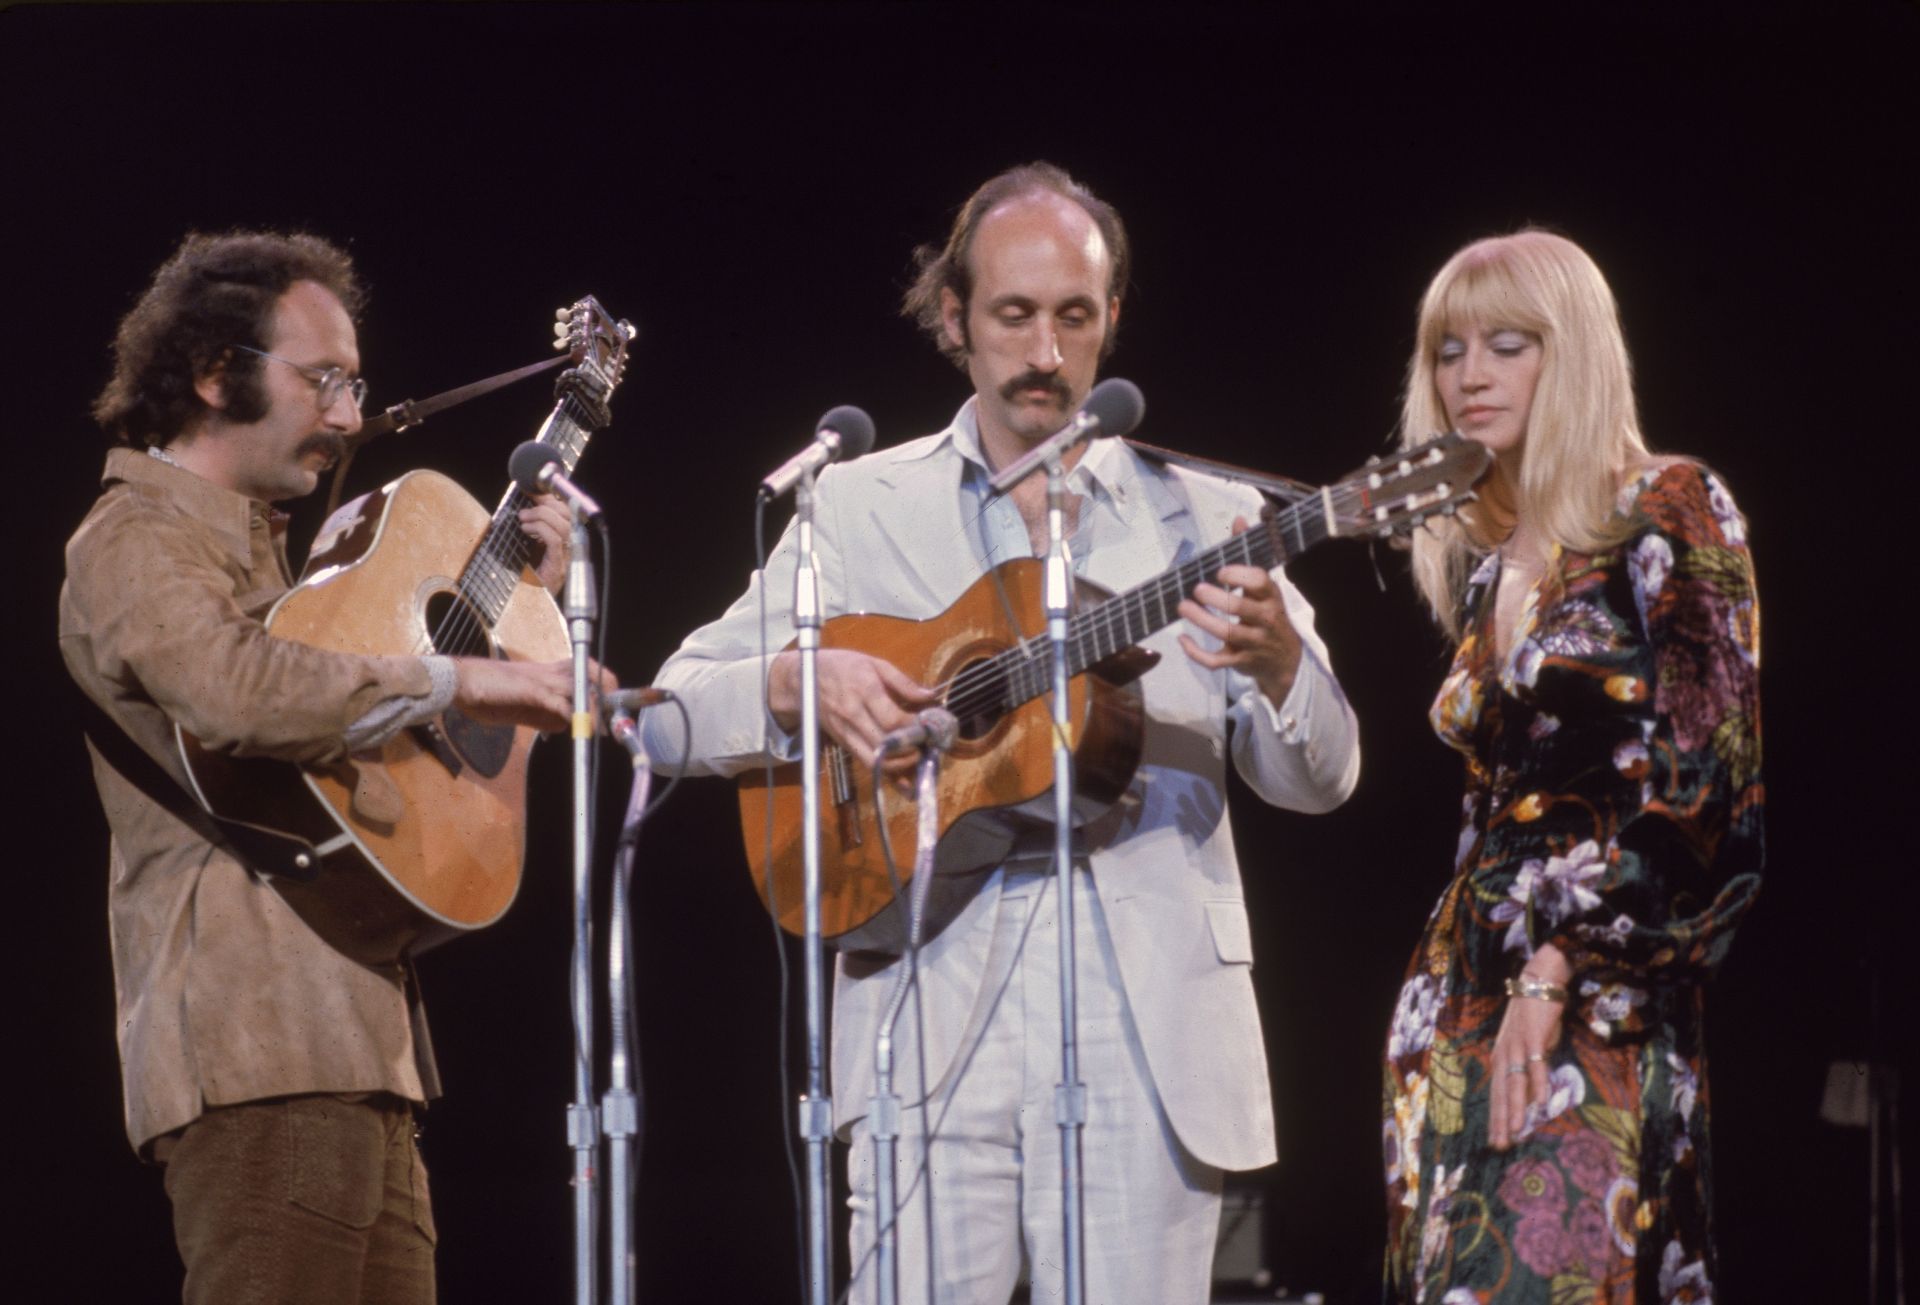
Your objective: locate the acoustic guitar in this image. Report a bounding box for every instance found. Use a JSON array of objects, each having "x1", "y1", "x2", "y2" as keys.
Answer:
[
  {"x1": 738, "y1": 432, "x2": 1492, "y2": 953},
  {"x1": 178, "y1": 297, "x2": 633, "y2": 964}
]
